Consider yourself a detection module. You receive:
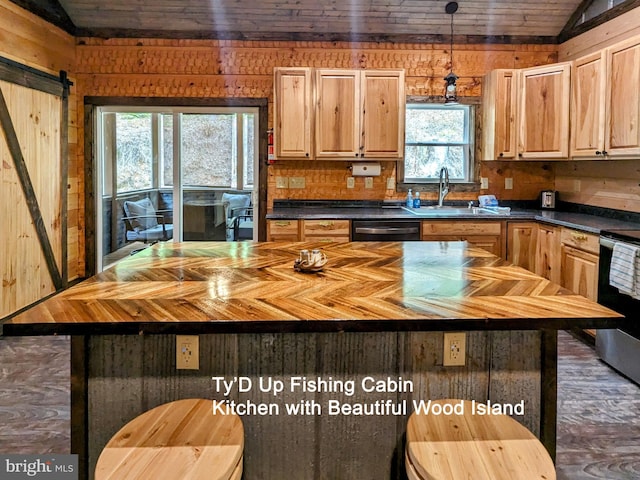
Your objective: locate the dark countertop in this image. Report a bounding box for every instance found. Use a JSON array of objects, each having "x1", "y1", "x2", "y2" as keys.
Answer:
[
  {"x1": 266, "y1": 205, "x2": 640, "y2": 234},
  {"x1": 2, "y1": 241, "x2": 622, "y2": 336}
]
